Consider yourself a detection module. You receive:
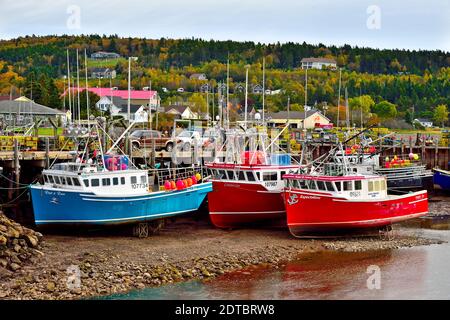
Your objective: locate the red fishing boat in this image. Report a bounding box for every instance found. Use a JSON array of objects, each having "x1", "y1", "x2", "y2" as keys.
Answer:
[
  {"x1": 283, "y1": 170, "x2": 428, "y2": 237},
  {"x1": 206, "y1": 151, "x2": 300, "y2": 228}
]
